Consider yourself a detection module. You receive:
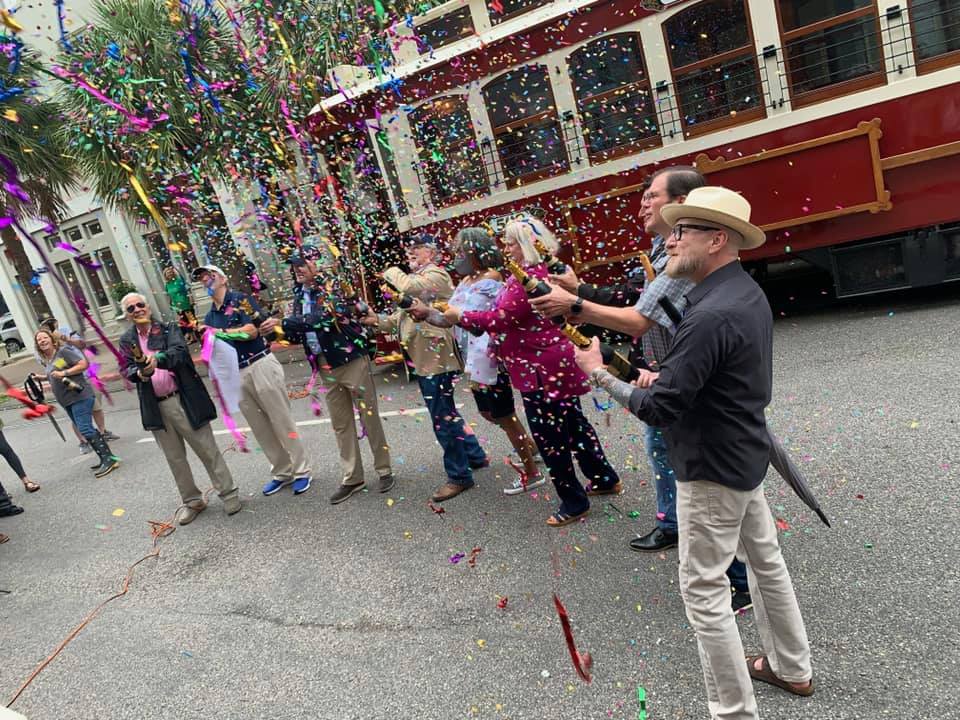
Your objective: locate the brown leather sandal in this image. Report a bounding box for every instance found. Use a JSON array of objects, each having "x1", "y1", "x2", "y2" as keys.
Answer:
[
  {"x1": 21, "y1": 479, "x2": 39, "y2": 493},
  {"x1": 746, "y1": 655, "x2": 814, "y2": 697},
  {"x1": 0, "y1": 533, "x2": 8, "y2": 544},
  {"x1": 586, "y1": 480, "x2": 622, "y2": 497}
]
